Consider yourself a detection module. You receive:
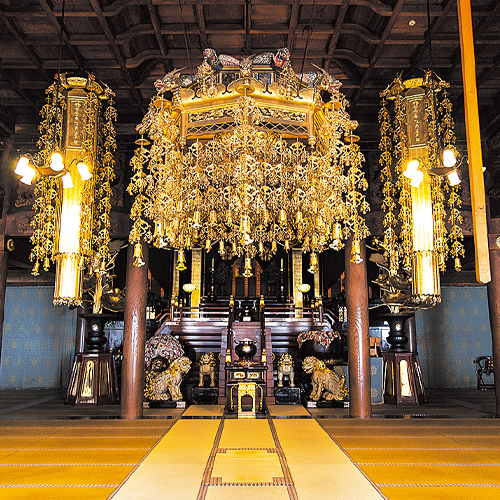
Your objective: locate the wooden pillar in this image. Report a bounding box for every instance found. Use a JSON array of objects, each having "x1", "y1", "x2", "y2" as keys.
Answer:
[
  {"x1": 292, "y1": 249, "x2": 302, "y2": 309},
  {"x1": 344, "y1": 238, "x2": 371, "y2": 418},
  {"x1": 172, "y1": 249, "x2": 179, "y2": 300},
  {"x1": 0, "y1": 251, "x2": 8, "y2": 362},
  {"x1": 75, "y1": 306, "x2": 86, "y2": 354},
  {"x1": 486, "y1": 219, "x2": 500, "y2": 417},
  {"x1": 191, "y1": 248, "x2": 202, "y2": 308},
  {"x1": 121, "y1": 242, "x2": 149, "y2": 420},
  {"x1": 0, "y1": 139, "x2": 14, "y2": 363},
  {"x1": 457, "y1": 0, "x2": 490, "y2": 284}
]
